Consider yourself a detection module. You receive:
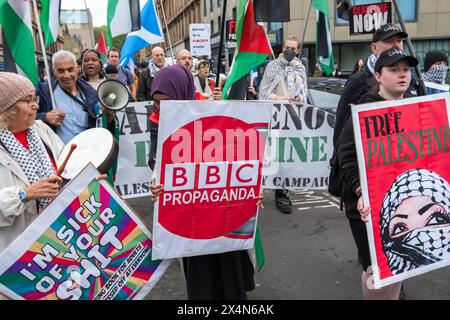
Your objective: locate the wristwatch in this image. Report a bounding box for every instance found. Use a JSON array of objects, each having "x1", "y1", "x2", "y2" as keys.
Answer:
[{"x1": 18, "y1": 189, "x2": 27, "y2": 202}]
